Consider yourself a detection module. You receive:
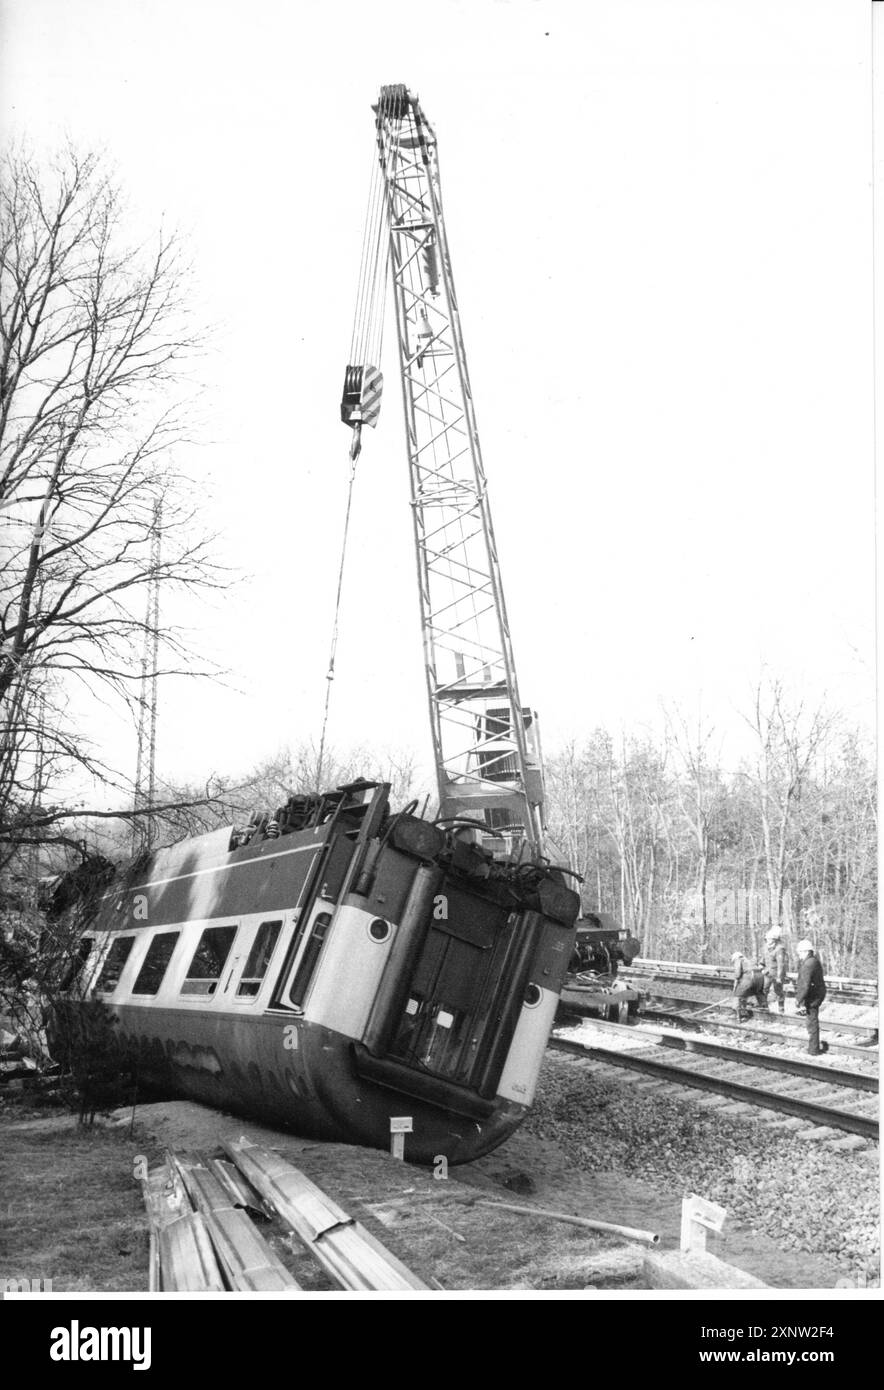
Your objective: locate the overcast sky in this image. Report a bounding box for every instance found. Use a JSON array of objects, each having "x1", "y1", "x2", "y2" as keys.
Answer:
[{"x1": 0, "y1": 0, "x2": 876, "y2": 804}]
